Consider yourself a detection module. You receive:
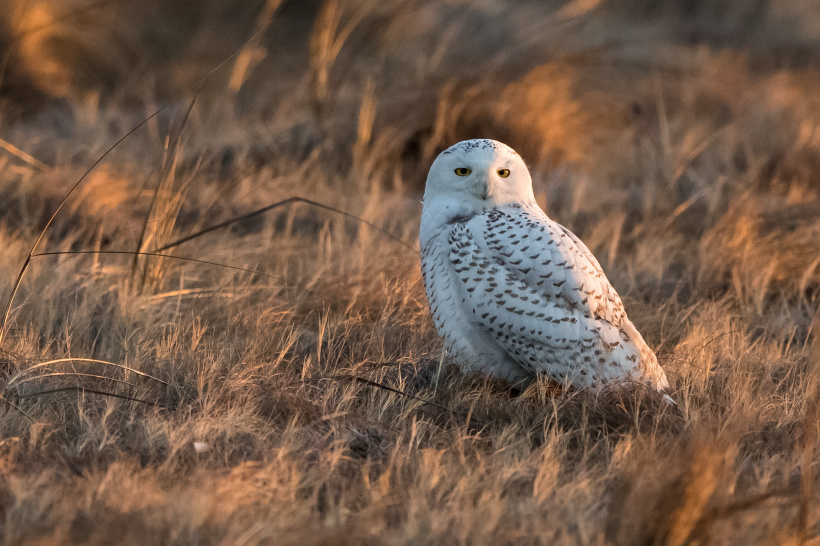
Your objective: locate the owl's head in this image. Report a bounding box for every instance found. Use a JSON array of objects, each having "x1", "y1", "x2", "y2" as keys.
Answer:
[
  {"x1": 420, "y1": 140, "x2": 535, "y2": 242},
  {"x1": 424, "y1": 139, "x2": 534, "y2": 207}
]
